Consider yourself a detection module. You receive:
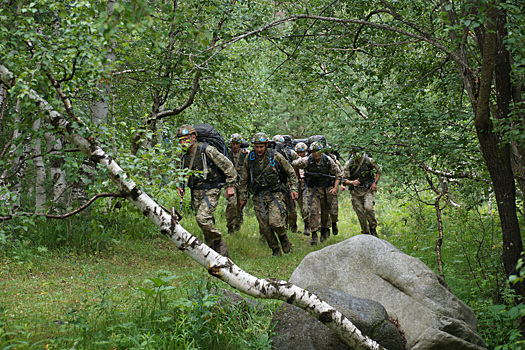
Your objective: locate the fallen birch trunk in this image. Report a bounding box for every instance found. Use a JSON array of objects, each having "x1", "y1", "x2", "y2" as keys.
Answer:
[{"x1": 0, "y1": 63, "x2": 384, "y2": 350}]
